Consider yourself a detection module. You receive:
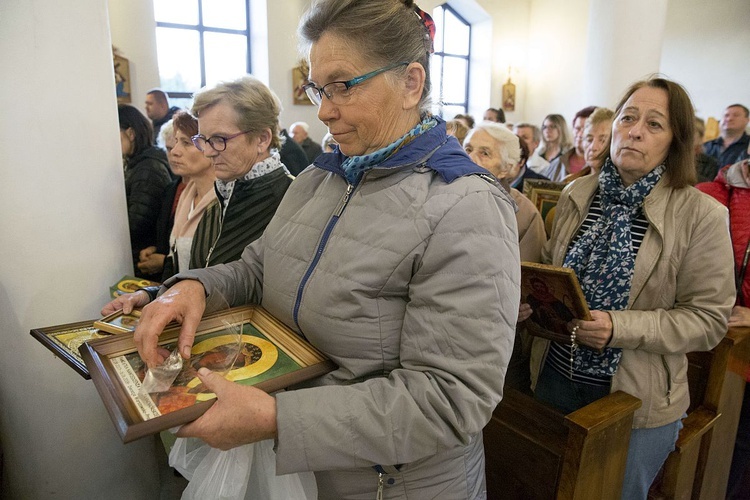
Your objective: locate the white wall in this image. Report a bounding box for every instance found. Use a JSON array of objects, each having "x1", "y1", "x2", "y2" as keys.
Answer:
[
  {"x1": 267, "y1": 0, "x2": 329, "y2": 143},
  {"x1": 524, "y1": 0, "x2": 590, "y2": 125},
  {"x1": 0, "y1": 1, "x2": 159, "y2": 498},
  {"x1": 661, "y1": 0, "x2": 750, "y2": 121},
  {"x1": 107, "y1": 0, "x2": 161, "y2": 115},
  {"x1": 583, "y1": 0, "x2": 668, "y2": 110}
]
